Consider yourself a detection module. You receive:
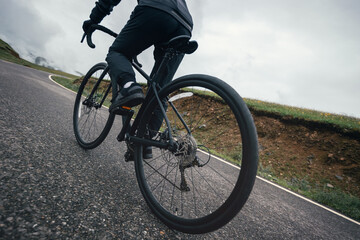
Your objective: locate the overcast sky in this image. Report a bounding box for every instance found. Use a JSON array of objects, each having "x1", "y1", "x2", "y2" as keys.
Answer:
[{"x1": 1, "y1": 0, "x2": 359, "y2": 118}]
